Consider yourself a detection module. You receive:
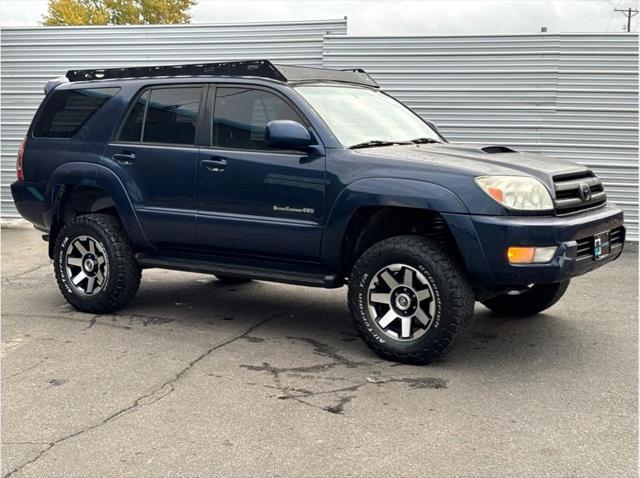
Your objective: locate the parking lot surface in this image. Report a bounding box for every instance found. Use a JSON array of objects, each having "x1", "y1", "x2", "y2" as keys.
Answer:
[{"x1": 1, "y1": 223, "x2": 638, "y2": 477}]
